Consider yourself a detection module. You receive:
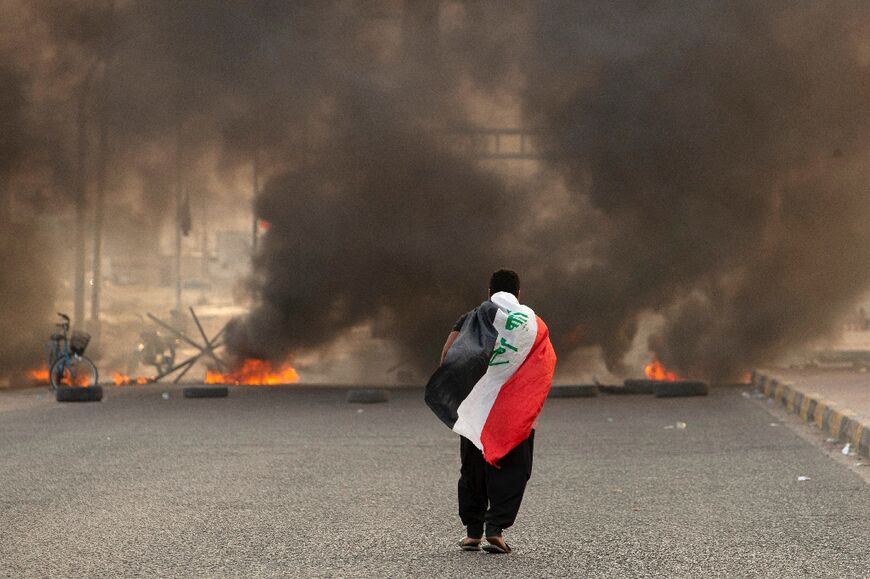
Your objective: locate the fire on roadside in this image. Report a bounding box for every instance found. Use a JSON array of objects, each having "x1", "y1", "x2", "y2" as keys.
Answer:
[
  {"x1": 645, "y1": 359, "x2": 752, "y2": 383},
  {"x1": 205, "y1": 358, "x2": 299, "y2": 385},
  {"x1": 26, "y1": 365, "x2": 50, "y2": 384},
  {"x1": 55, "y1": 369, "x2": 92, "y2": 387},
  {"x1": 27, "y1": 364, "x2": 89, "y2": 386},
  {"x1": 644, "y1": 358, "x2": 682, "y2": 382},
  {"x1": 112, "y1": 372, "x2": 151, "y2": 386}
]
